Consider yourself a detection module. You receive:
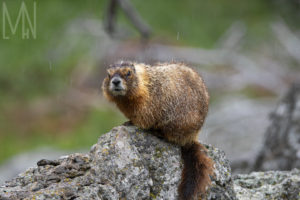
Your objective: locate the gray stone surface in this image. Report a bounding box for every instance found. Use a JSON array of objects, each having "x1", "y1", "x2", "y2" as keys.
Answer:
[
  {"x1": 200, "y1": 96, "x2": 275, "y2": 175},
  {"x1": 234, "y1": 169, "x2": 300, "y2": 200},
  {"x1": 0, "y1": 148, "x2": 82, "y2": 185},
  {"x1": 0, "y1": 125, "x2": 236, "y2": 200},
  {"x1": 201, "y1": 96, "x2": 274, "y2": 162},
  {"x1": 1, "y1": 125, "x2": 299, "y2": 200}
]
